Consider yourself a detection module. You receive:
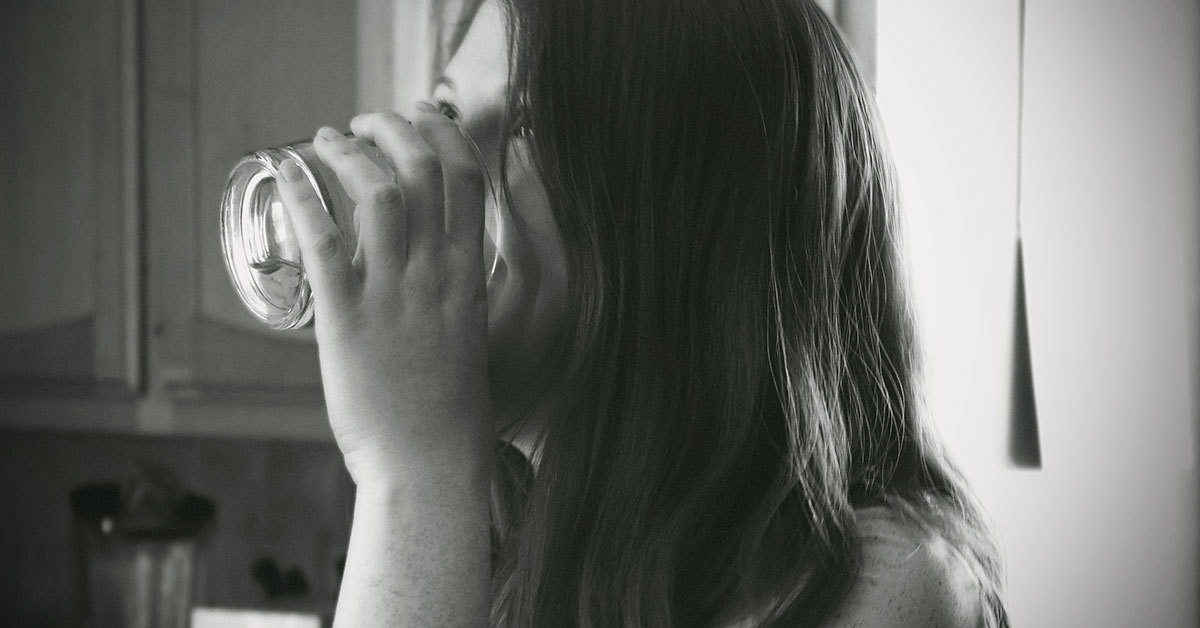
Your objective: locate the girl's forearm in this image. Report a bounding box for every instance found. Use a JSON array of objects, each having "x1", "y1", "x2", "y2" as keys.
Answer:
[{"x1": 334, "y1": 461, "x2": 493, "y2": 627}]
